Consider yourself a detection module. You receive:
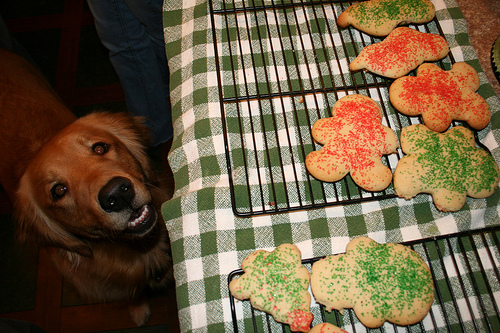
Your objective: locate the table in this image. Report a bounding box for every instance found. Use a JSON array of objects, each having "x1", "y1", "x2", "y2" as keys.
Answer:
[{"x1": 161, "y1": 0, "x2": 500, "y2": 331}]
